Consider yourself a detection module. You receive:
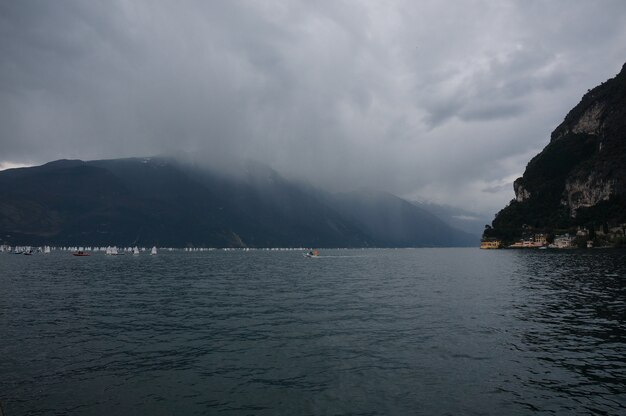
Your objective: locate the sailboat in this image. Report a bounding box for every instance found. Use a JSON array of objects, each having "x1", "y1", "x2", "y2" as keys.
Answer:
[
  {"x1": 44, "y1": 246, "x2": 51, "y2": 254},
  {"x1": 105, "y1": 246, "x2": 122, "y2": 255},
  {"x1": 151, "y1": 246, "x2": 157, "y2": 255},
  {"x1": 133, "y1": 246, "x2": 140, "y2": 255}
]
